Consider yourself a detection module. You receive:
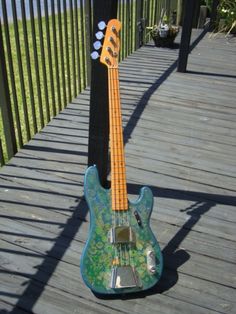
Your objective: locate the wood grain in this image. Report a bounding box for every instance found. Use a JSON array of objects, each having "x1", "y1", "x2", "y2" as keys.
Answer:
[{"x1": 0, "y1": 29, "x2": 236, "y2": 313}]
